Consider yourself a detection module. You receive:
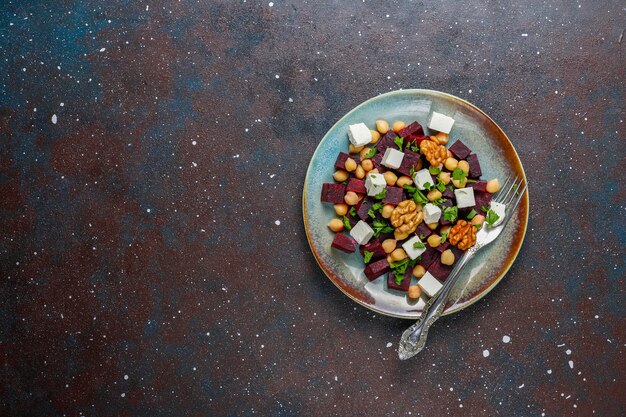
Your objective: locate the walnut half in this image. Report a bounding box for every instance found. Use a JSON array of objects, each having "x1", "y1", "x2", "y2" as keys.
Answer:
[
  {"x1": 419, "y1": 139, "x2": 448, "y2": 167},
  {"x1": 390, "y1": 200, "x2": 424, "y2": 241},
  {"x1": 448, "y1": 220, "x2": 477, "y2": 250}
]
